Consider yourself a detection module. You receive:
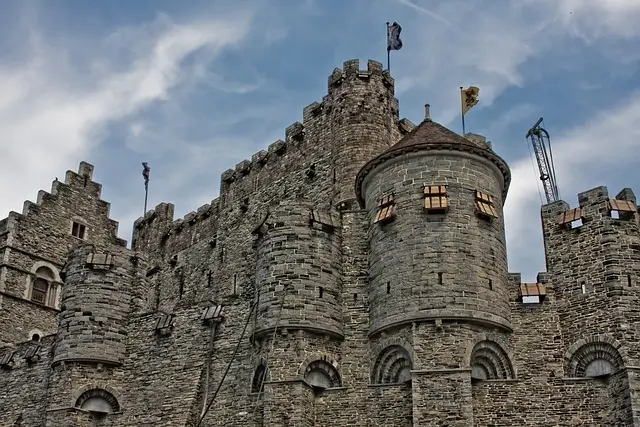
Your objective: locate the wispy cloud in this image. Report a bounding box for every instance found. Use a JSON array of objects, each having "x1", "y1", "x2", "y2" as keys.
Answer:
[{"x1": 0, "y1": 9, "x2": 254, "y2": 221}]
